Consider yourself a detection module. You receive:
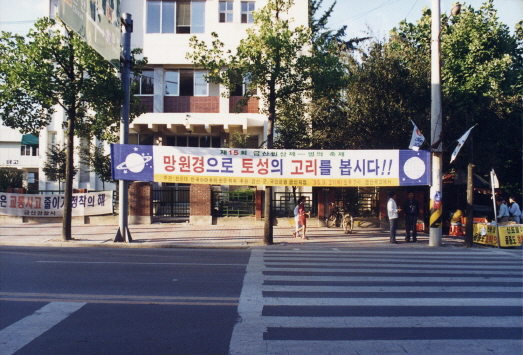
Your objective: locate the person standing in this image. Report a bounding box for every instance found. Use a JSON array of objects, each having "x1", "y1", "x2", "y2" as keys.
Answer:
[
  {"x1": 496, "y1": 198, "x2": 509, "y2": 223},
  {"x1": 403, "y1": 192, "x2": 420, "y2": 242},
  {"x1": 292, "y1": 196, "x2": 309, "y2": 240},
  {"x1": 508, "y1": 196, "x2": 521, "y2": 224},
  {"x1": 387, "y1": 191, "x2": 401, "y2": 244}
]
